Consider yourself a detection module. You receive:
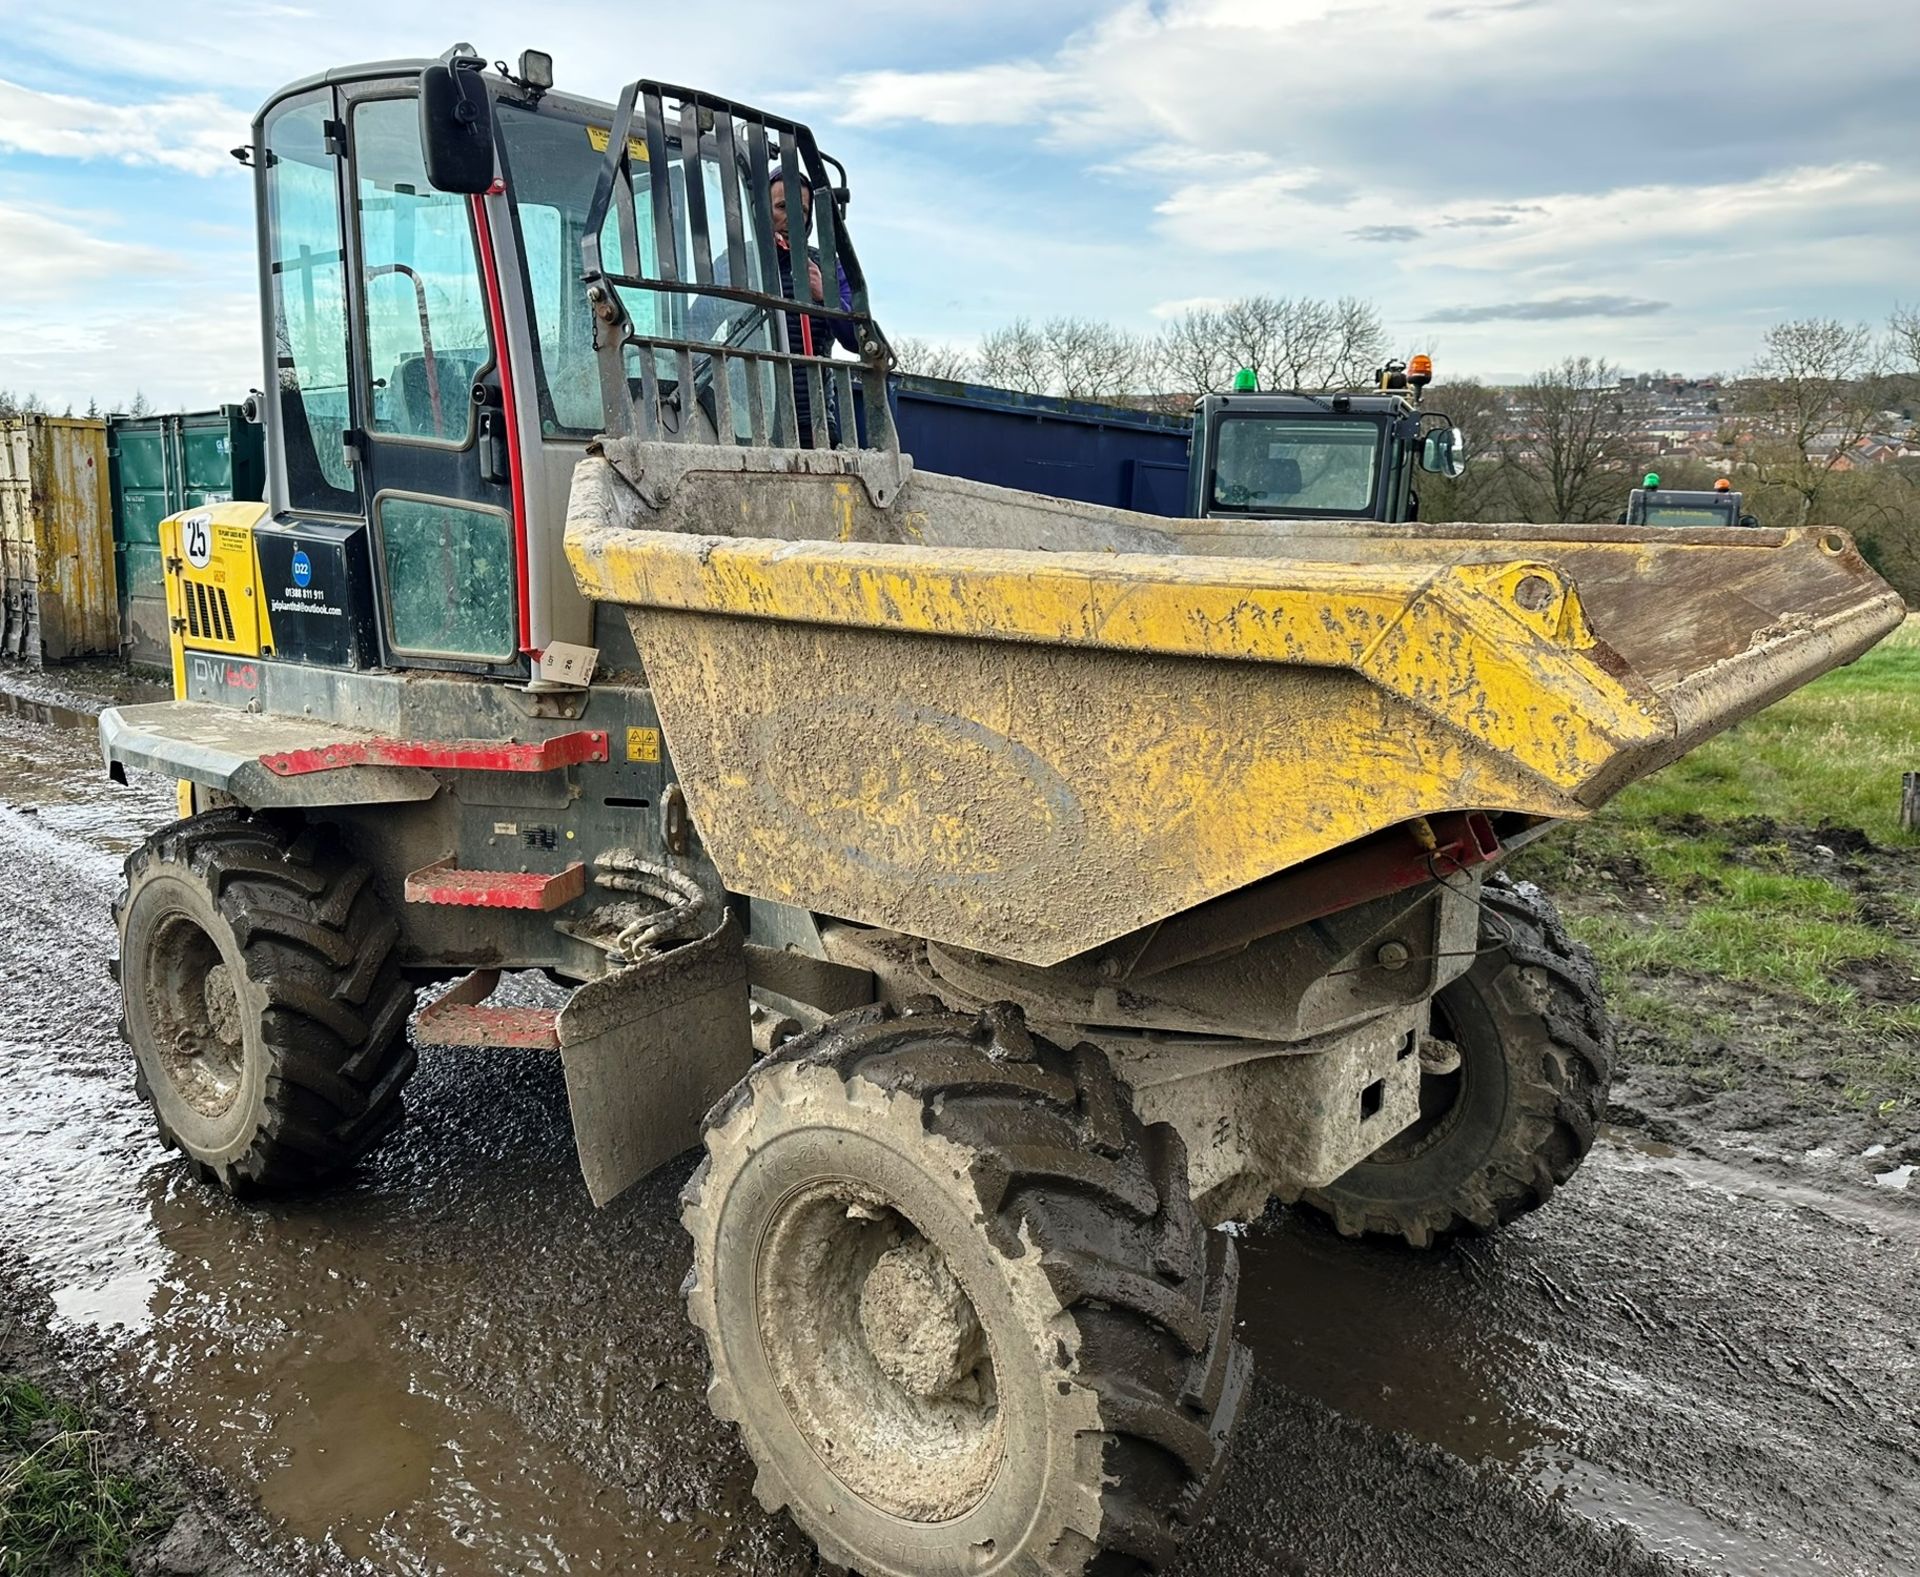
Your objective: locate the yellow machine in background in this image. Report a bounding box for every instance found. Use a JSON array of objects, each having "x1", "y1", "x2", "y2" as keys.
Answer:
[{"x1": 158, "y1": 502, "x2": 271, "y2": 692}]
